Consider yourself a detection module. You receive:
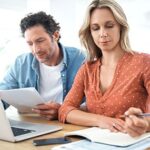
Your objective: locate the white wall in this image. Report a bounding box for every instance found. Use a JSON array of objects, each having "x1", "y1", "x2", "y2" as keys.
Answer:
[
  {"x1": 0, "y1": 0, "x2": 150, "y2": 79},
  {"x1": 48, "y1": 0, "x2": 90, "y2": 49},
  {"x1": 118, "y1": 0, "x2": 150, "y2": 53}
]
